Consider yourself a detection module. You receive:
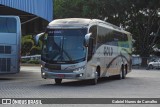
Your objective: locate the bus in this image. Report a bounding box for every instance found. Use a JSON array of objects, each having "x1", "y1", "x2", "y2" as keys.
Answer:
[
  {"x1": 36, "y1": 18, "x2": 132, "y2": 85},
  {"x1": 0, "y1": 16, "x2": 21, "y2": 74}
]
